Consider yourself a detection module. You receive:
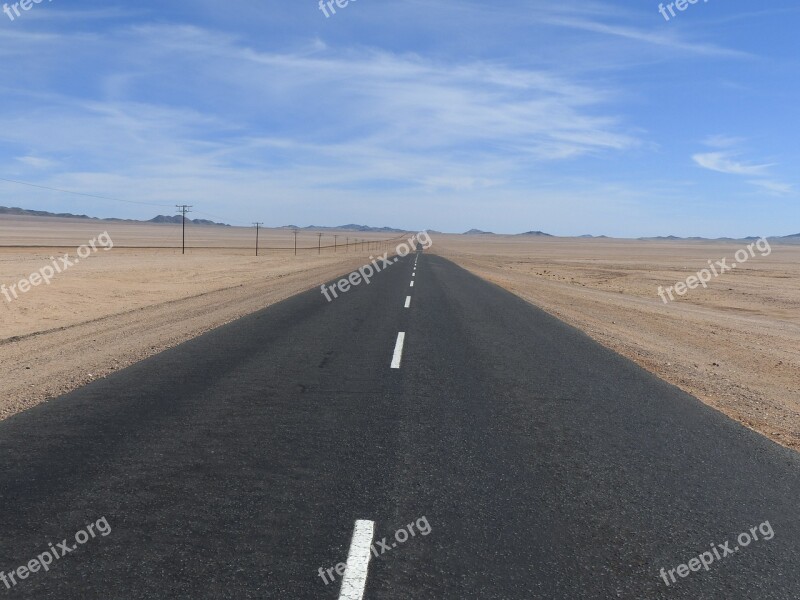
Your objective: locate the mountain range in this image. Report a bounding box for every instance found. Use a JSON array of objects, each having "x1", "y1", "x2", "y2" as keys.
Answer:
[{"x1": 2, "y1": 206, "x2": 799, "y2": 241}]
